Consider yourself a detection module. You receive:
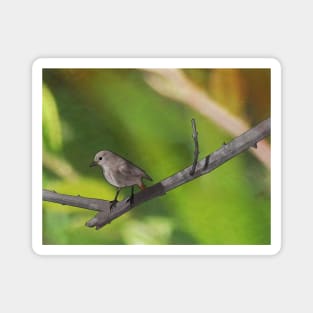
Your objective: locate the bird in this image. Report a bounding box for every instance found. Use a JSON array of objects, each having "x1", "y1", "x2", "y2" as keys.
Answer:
[{"x1": 89, "y1": 150, "x2": 152, "y2": 209}]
